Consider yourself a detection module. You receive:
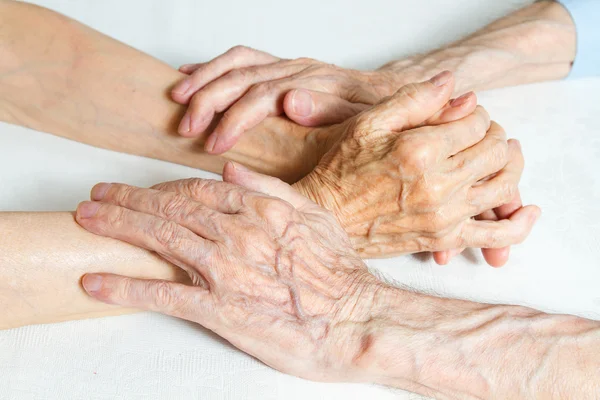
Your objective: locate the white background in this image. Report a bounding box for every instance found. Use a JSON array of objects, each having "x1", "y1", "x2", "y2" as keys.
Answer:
[{"x1": 2, "y1": 0, "x2": 600, "y2": 399}]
